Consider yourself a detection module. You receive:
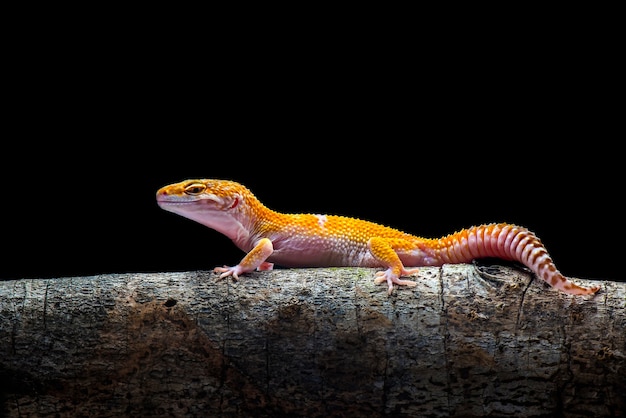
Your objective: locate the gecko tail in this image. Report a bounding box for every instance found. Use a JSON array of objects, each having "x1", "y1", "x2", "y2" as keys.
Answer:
[
  {"x1": 542, "y1": 271, "x2": 601, "y2": 295},
  {"x1": 440, "y1": 223, "x2": 601, "y2": 296}
]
